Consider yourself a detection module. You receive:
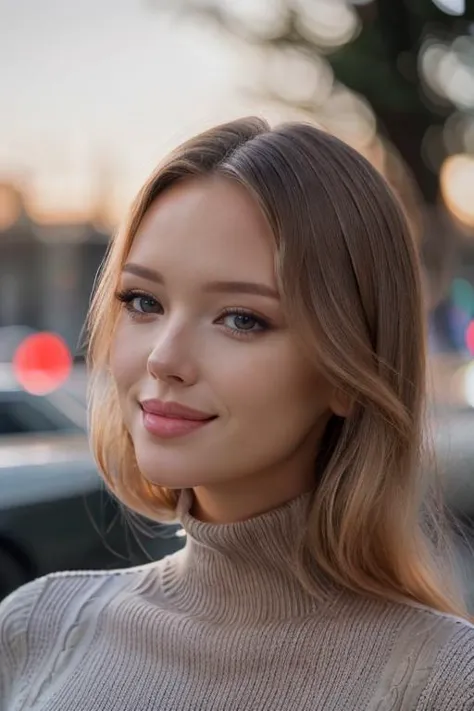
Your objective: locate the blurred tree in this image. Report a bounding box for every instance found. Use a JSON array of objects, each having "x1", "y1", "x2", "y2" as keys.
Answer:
[
  {"x1": 153, "y1": 0, "x2": 474, "y2": 307},
  {"x1": 154, "y1": 0, "x2": 474, "y2": 203}
]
